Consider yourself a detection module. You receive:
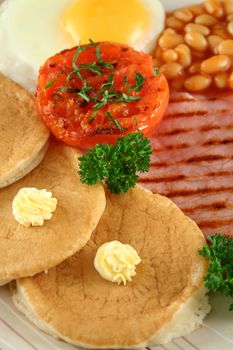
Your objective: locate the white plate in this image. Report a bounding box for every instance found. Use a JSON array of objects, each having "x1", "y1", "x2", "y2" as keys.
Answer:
[{"x1": 0, "y1": 1, "x2": 233, "y2": 349}]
